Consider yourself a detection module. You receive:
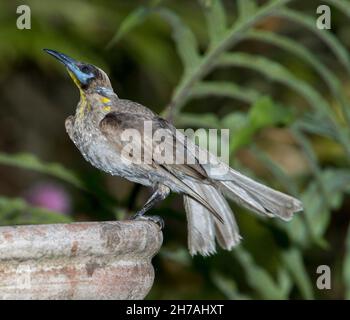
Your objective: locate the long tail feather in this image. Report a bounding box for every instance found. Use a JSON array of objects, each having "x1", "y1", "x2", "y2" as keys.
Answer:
[
  {"x1": 180, "y1": 132, "x2": 302, "y2": 219},
  {"x1": 184, "y1": 195, "x2": 216, "y2": 256},
  {"x1": 201, "y1": 185, "x2": 242, "y2": 249},
  {"x1": 220, "y1": 168, "x2": 303, "y2": 220},
  {"x1": 183, "y1": 180, "x2": 241, "y2": 256}
]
